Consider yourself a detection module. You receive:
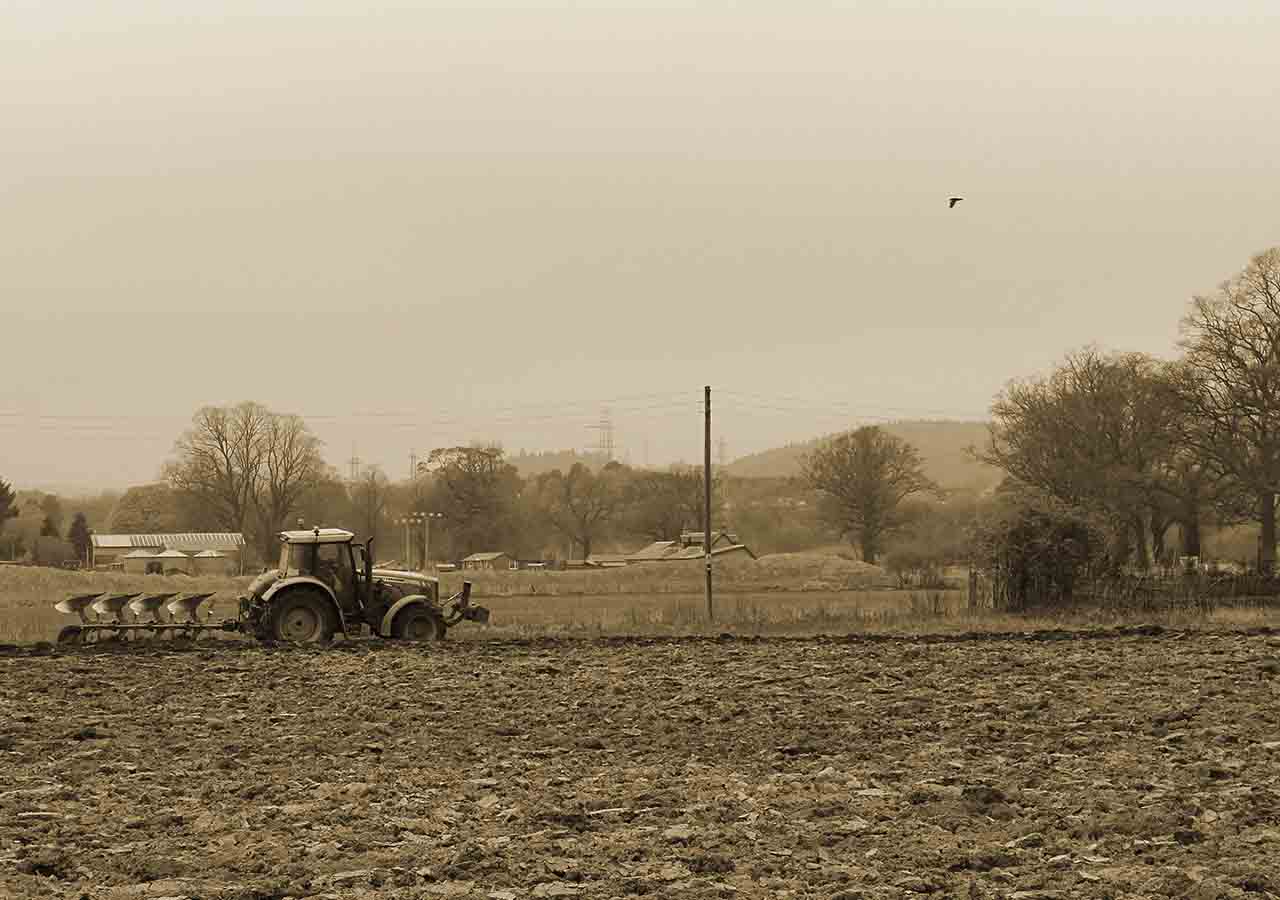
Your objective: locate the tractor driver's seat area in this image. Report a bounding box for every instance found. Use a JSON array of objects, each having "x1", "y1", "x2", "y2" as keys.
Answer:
[{"x1": 314, "y1": 543, "x2": 352, "y2": 599}]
